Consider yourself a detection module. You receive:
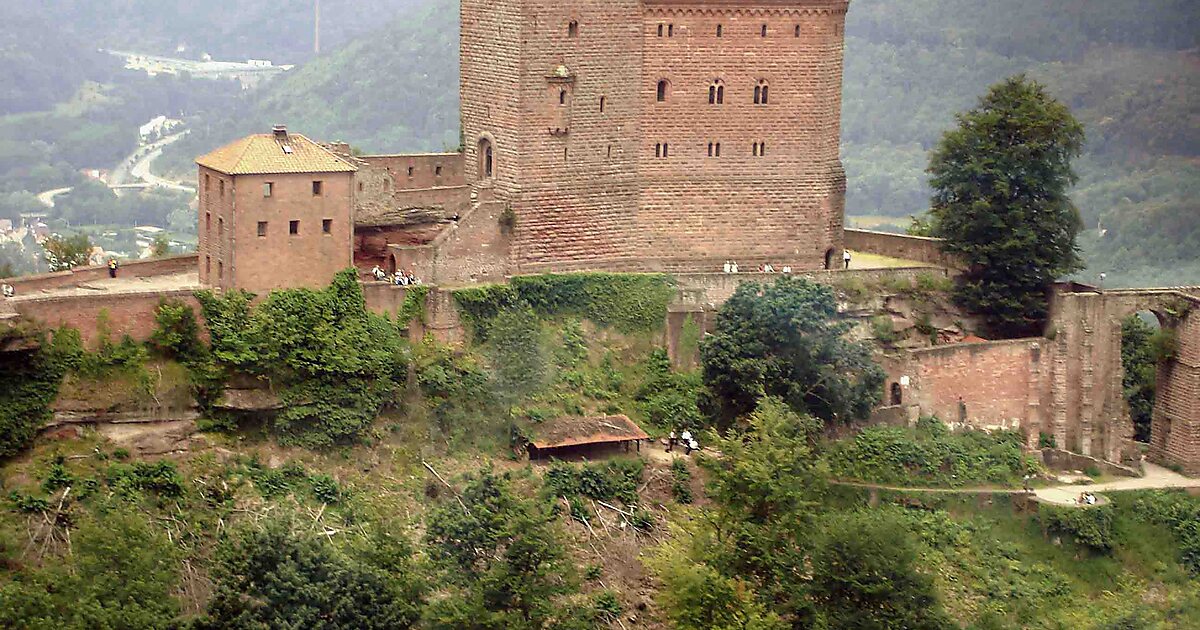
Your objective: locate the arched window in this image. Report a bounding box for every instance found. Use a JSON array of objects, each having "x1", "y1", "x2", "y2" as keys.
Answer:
[
  {"x1": 668, "y1": 24, "x2": 674, "y2": 37},
  {"x1": 709, "y1": 80, "x2": 724, "y2": 105},
  {"x1": 715, "y1": 142, "x2": 721, "y2": 157},
  {"x1": 478, "y1": 138, "x2": 494, "y2": 179},
  {"x1": 890, "y1": 382, "x2": 902, "y2": 406},
  {"x1": 568, "y1": 20, "x2": 578, "y2": 38},
  {"x1": 559, "y1": 89, "x2": 567, "y2": 105},
  {"x1": 656, "y1": 80, "x2": 668, "y2": 102},
  {"x1": 655, "y1": 143, "x2": 662, "y2": 158},
  {"x1": 754, "y1": 80, "x2": 769, "y2": 104},
  {"x1": 657, "y1": 24, "x2": 664, "y2": 37},
  {"x1": 795, "y1": 24, "x2": 801, "y2": 37}
]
